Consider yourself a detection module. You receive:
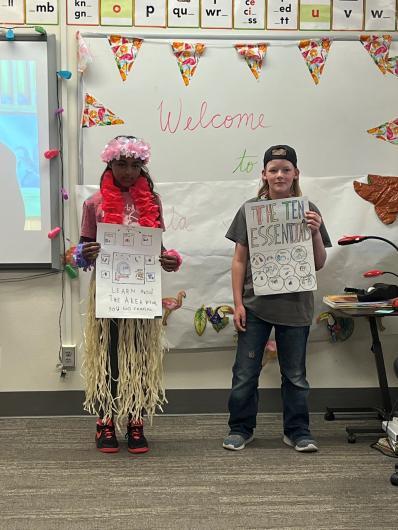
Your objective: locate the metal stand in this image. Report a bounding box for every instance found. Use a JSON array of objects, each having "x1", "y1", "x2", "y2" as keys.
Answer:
[{"x1": 325, "y1": 316, "x2": 393, "y2": 443}]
